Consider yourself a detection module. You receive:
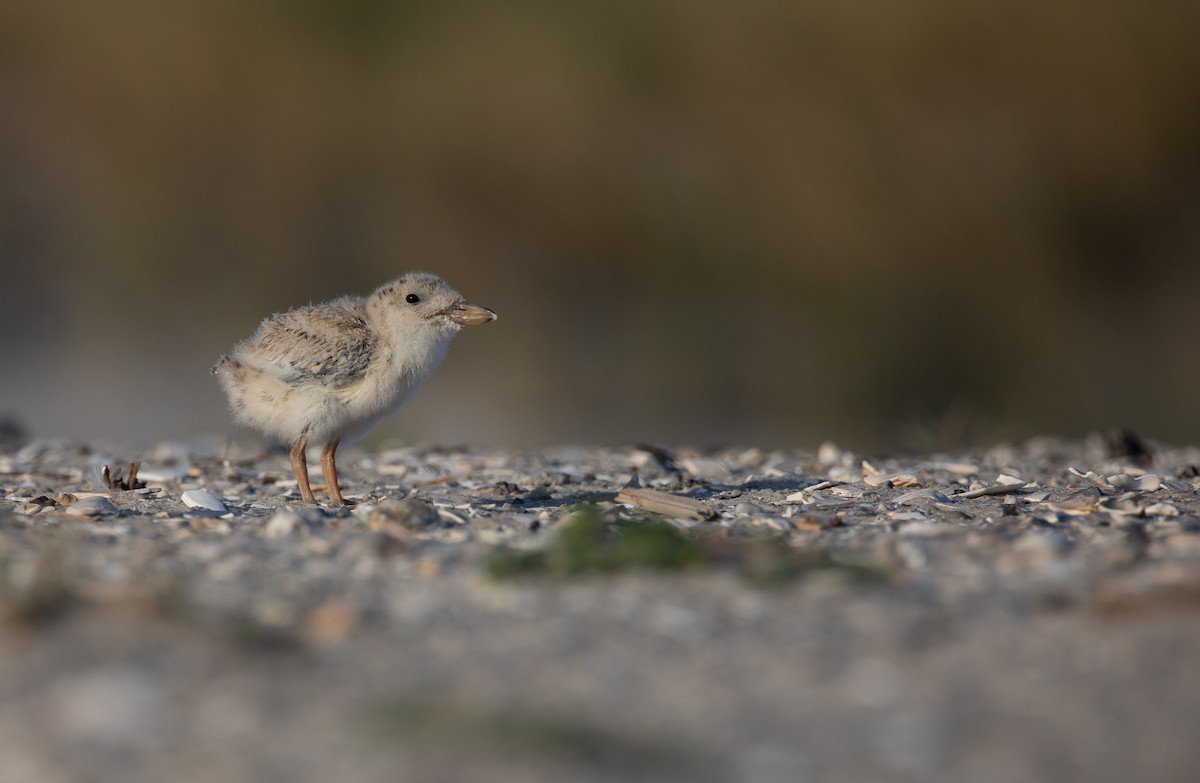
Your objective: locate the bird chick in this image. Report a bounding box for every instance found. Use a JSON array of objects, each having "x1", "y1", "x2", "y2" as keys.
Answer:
[{"x1": 213, "y1": 272, "x2": 496, "y2": 505}]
